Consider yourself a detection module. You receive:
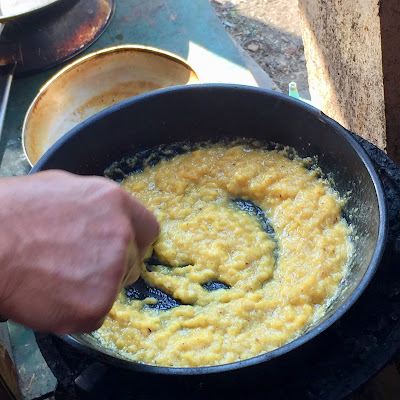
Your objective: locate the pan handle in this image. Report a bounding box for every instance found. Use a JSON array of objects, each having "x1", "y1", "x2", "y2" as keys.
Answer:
[
  {"x1": 0, "y1": 62, "x2": 16, "y2": 142},
  {"x1": 0, "y1": 21, "x2": 17, "y2": 142}
]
